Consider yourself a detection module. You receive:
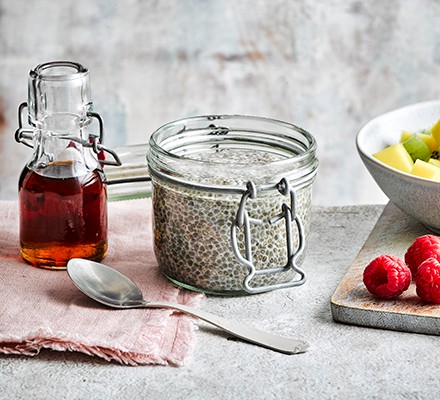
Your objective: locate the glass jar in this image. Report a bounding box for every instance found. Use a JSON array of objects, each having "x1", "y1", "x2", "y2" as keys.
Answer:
[
  {"x1": 147, "y1": 115, "x2": 318, "y2": 295},
  {"x1": 15, "y1": 61, "x2": 120, "y2": 269}
]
